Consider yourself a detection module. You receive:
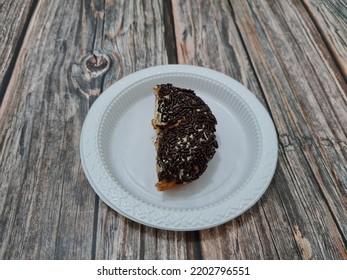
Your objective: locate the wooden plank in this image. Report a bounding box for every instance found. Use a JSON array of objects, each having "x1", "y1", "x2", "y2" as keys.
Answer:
[
  {"x1": 302, "y1": 0, "x2": 347, "y2": 78},
  {"x1": 1, "y1": 0, "x2": 345, "y2": 260},
  {"x1": 172, "y1": 0, "x2": 267, "y2": 105},
  {"x1": 0, "y1": 0, "x2": 100, "y2": 259},
  {"x1": 230, "y1": 0, "x2": 347, "y2": 259},
  {"x1": 0, "y1": 0, "x2": 194, "y2": 260},
  {"x1": 172, "y1": 0, "x2": 284, "y2": 259},
  {"x1": 0, "y1": 0, "x2": 37, "y2": 103},
  {"x1": 96, "y1": 205, "x2": 190, "y2": 259},
  {"x1": 92, "y1": 0, "x2": 191, "y2": 260},
  {"x1": 172, "y1": 0, "x2": 347, "y2": 259}
]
